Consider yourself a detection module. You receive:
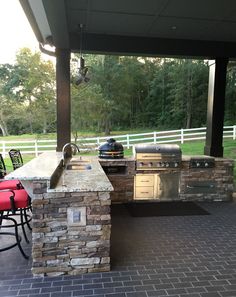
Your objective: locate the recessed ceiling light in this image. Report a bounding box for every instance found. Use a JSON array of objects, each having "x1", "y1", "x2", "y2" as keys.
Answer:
[{"x1": 171, "y1": 26, "x2": 177, "y2": 30}]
